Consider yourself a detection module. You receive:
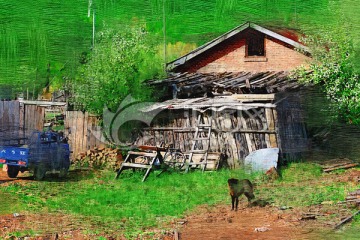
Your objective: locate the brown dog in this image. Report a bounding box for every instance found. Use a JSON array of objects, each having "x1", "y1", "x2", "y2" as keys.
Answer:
[{"x1": 227, "y1": 178, "x2": 255, "y2": 211}]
